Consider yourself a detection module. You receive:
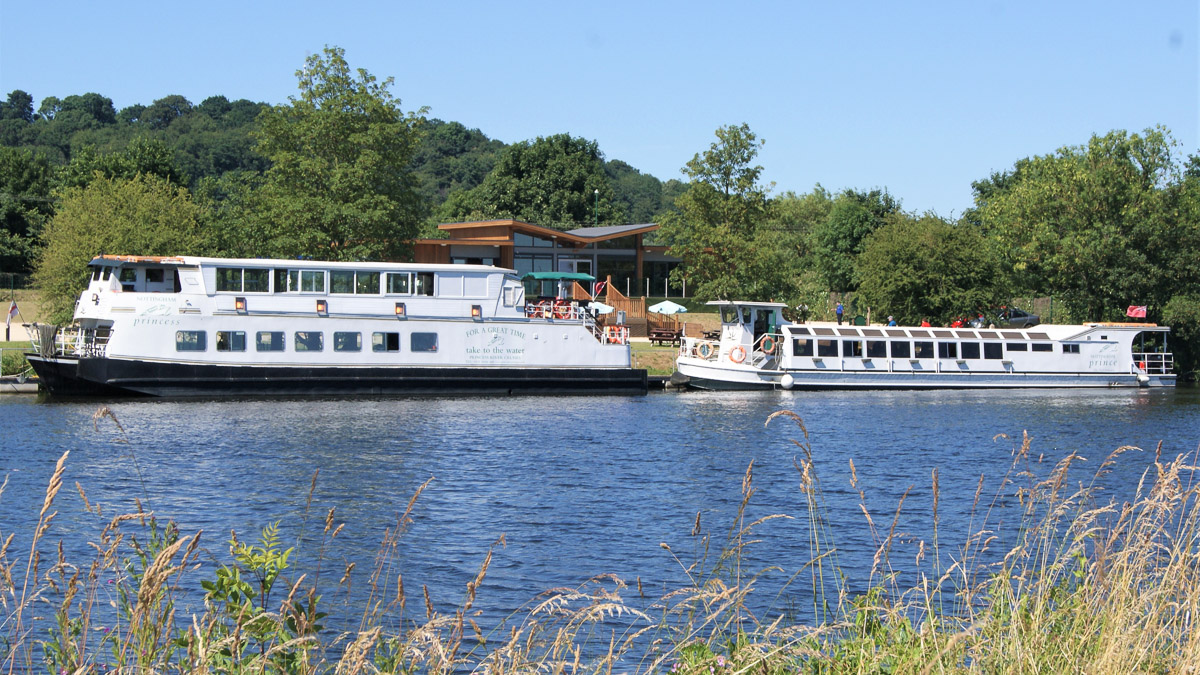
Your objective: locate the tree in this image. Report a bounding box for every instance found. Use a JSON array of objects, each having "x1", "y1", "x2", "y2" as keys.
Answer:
[
  {"x1": 438, "y1": 133, "x2": 621, "y2": 229},
  {"x1": 33, "y1": 174, "x2": 207, "y2": 322},
  {"x1": 254, "y1": 45, "x2": 428, "y2": 260},
  {"x1": 141, "y1": 94, "x2": 193, "y2": 130},
  {"x1": 0, "y1": 147, "x2": 55, "y2": 274},
  {"x1": 658, "y1": 123, "x2": 778, "y2": 300},
  {"x1": 1, "y1": 90, "x2": 35, "y2": 122},
  {"x1": 808, "y1": 188, "x2": 902, "y2": 293},
  {"x1": 57, "y1": 137, "x2": 187, "y2": 189},
  {"x1": 409, "y1": 118, "x2": 503, "y2": 208},
  {"x1": 853, "y1": 215, "x2": 1004, "y2": 325},
  {"x1": 976, "y1": 127, "x2": 1182, "y2": 321}
]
